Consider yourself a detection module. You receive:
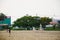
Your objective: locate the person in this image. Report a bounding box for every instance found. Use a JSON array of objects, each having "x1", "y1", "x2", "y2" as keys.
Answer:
[
  {"x1": 8, "y1": 27, "x2": 11, "y2": 37},
  {"x1": 8, "y1": 27, "x2": 11, "y2": 34}
]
